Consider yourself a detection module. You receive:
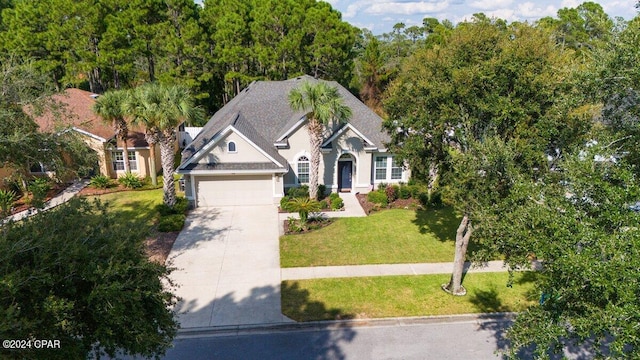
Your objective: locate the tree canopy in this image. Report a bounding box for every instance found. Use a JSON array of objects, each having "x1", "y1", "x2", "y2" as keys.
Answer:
[{"x1": 0, "y1": 198, "x2": 178, "y2": 359}]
